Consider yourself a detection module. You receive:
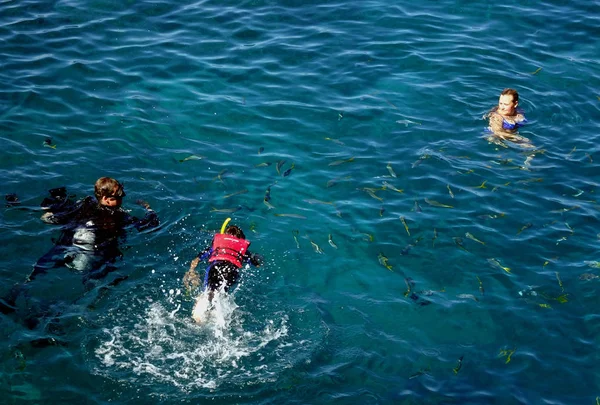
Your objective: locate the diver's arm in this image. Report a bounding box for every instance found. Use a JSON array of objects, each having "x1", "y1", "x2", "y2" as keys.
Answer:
[
  {"x1": 40, "y1": 196, "x2": 87, "y2": 225},
  {"x1": 131, "y1": 200, "x2": 160, "y2": 231}
]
